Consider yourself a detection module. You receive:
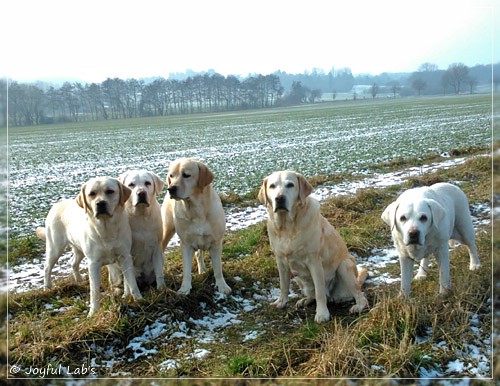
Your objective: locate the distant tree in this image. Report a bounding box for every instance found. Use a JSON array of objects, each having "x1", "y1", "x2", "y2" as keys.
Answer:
[
  {"x1": 309, "y1": 88, "x2": 322, "y2": 103},
  {"x1": 467, "y1": 77, "x2": 477, "y2": 94},
  {"x1": 443, "y1": 63, "x2": 469, "y2": 94},
  {"x1": 387, "y1": 81, "x2": 401, "y2": 98},
  {"x1": 369, "y1": 83, "x2": 379, "y2": 99},
  {"x1": 418, "y1": 62, "x2": 439, "y2": 72},
  {"x1": 289, "y1": 81, "x2": 308, "y2": 104},
  {"x1": 412, "y1": 78, "x2": 427, "y2": 96}
]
